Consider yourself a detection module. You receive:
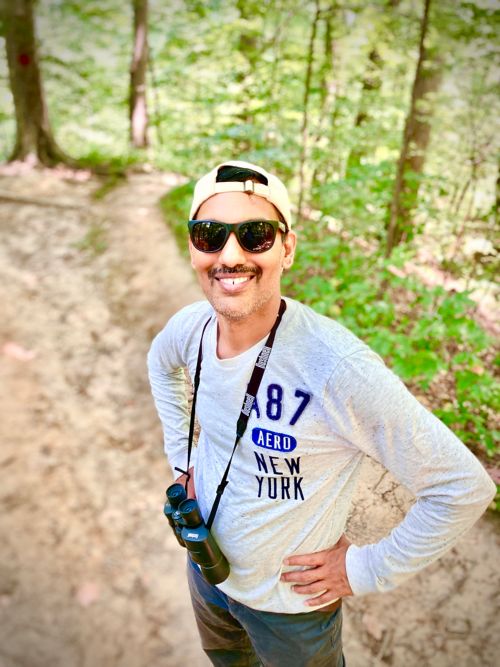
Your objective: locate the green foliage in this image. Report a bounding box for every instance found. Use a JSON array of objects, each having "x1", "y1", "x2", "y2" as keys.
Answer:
[
  {"x1": 77, "y1": 149, "x2": 142, "y2": 174},
  {"x1": 74, "y1": 221, "x2": 108, "y2": 256},
  {"x1": 313, "y1": 161, "x2": 395, "y2": 236},
  {"x1": 283, "y1": 234, "x2": 498, "y2": 461},
  {"x1": 1, "y1": 0, "x2": 498, "y2": 218},
  {"x1": 91, "y1": 172, "x2": 127, "y2": 200},
  {"x1": 1, "y1": 0, "x2": 497, "y2": 499},
  {"x1": 159, "y1": 181, "x2": 195, "y2": 256}
]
